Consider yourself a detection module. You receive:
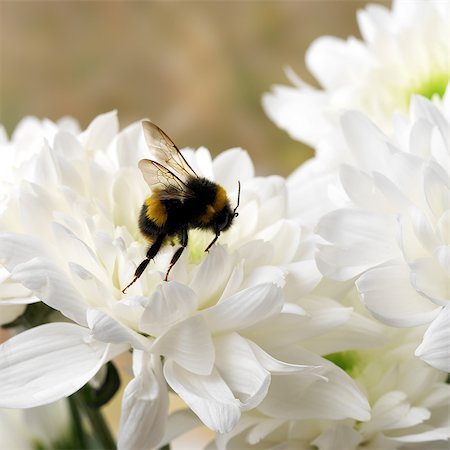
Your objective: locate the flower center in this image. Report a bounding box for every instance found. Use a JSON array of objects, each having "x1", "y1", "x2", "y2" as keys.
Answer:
[
  {"x1": 406, "y1": 72, "x2": 449, "y2": 103},
  {"x1": 324, "y1": 350, "x2": 362, "y2": 377},
  {"x1": 187, "y1": 229, "x2": 213, "y2": 265}
]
